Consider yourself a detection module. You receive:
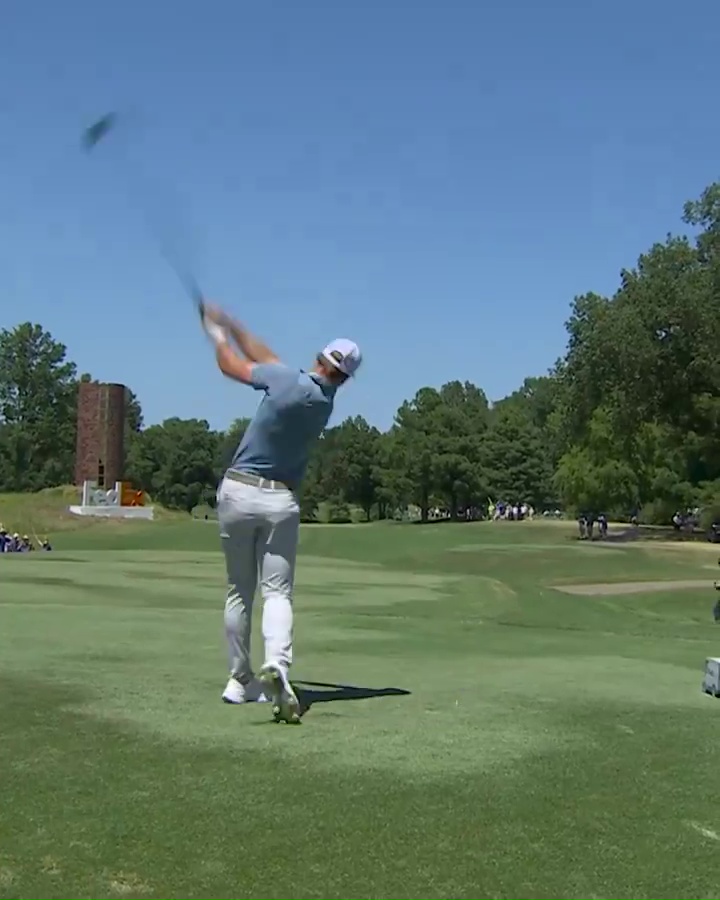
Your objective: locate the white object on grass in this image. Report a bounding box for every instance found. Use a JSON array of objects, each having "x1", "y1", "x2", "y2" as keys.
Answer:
[
  {"x1": 221, "y1": 677, "x2": 270, "y2": 704},
  {"x1": 702, "y1": 657, "x2": 720, "y2": 697}
]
